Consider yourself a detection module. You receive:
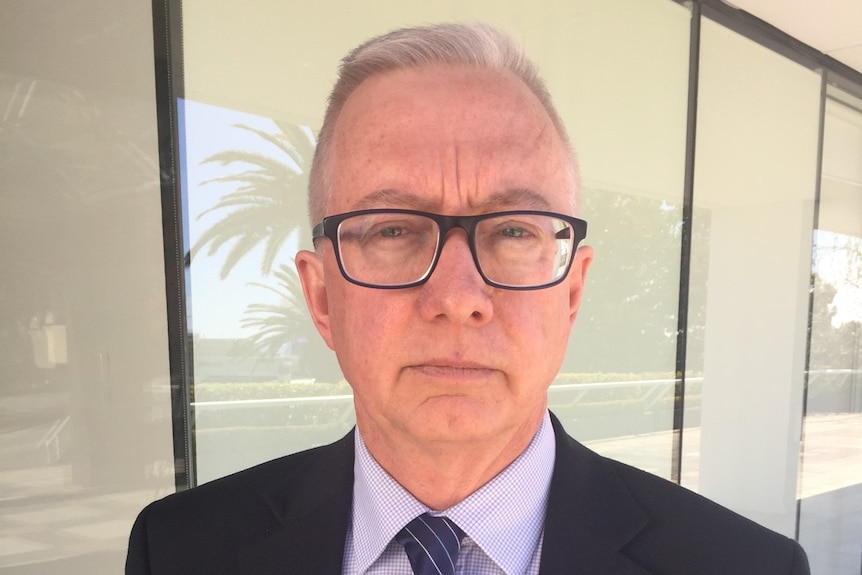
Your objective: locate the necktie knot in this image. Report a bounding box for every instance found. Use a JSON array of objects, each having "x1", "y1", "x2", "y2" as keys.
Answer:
[{"x1": 395, "y1": 513, "x2": 466, "y2": 575}]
